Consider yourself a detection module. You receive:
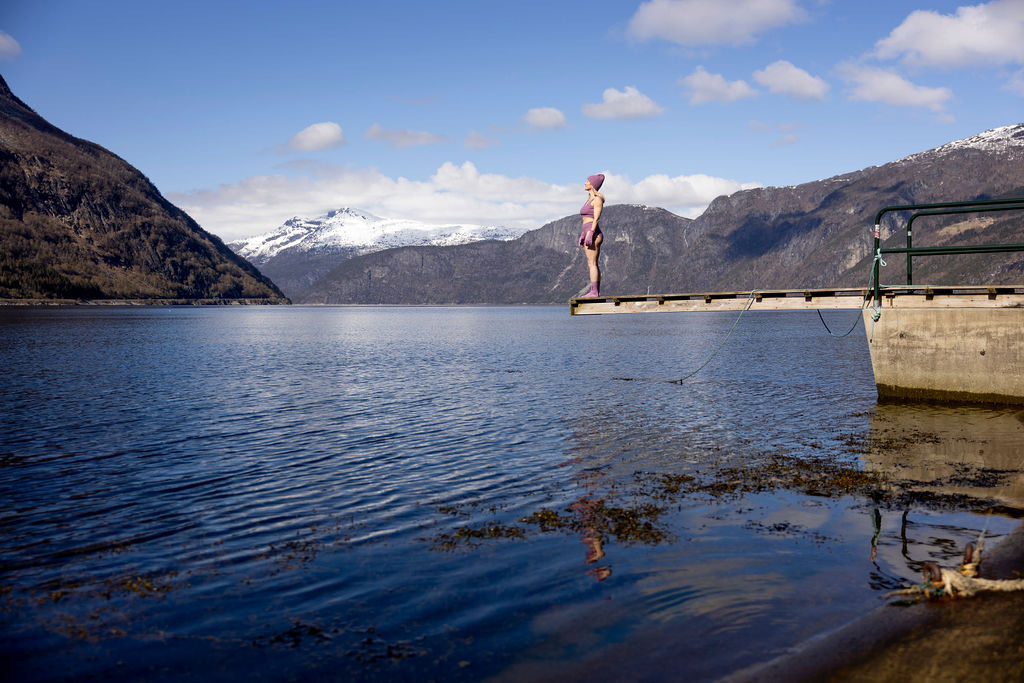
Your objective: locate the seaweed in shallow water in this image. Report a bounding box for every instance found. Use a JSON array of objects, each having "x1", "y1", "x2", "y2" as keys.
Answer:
[{"x1": 426, "y1": 449, "x2": 1015, "y2": 553}]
